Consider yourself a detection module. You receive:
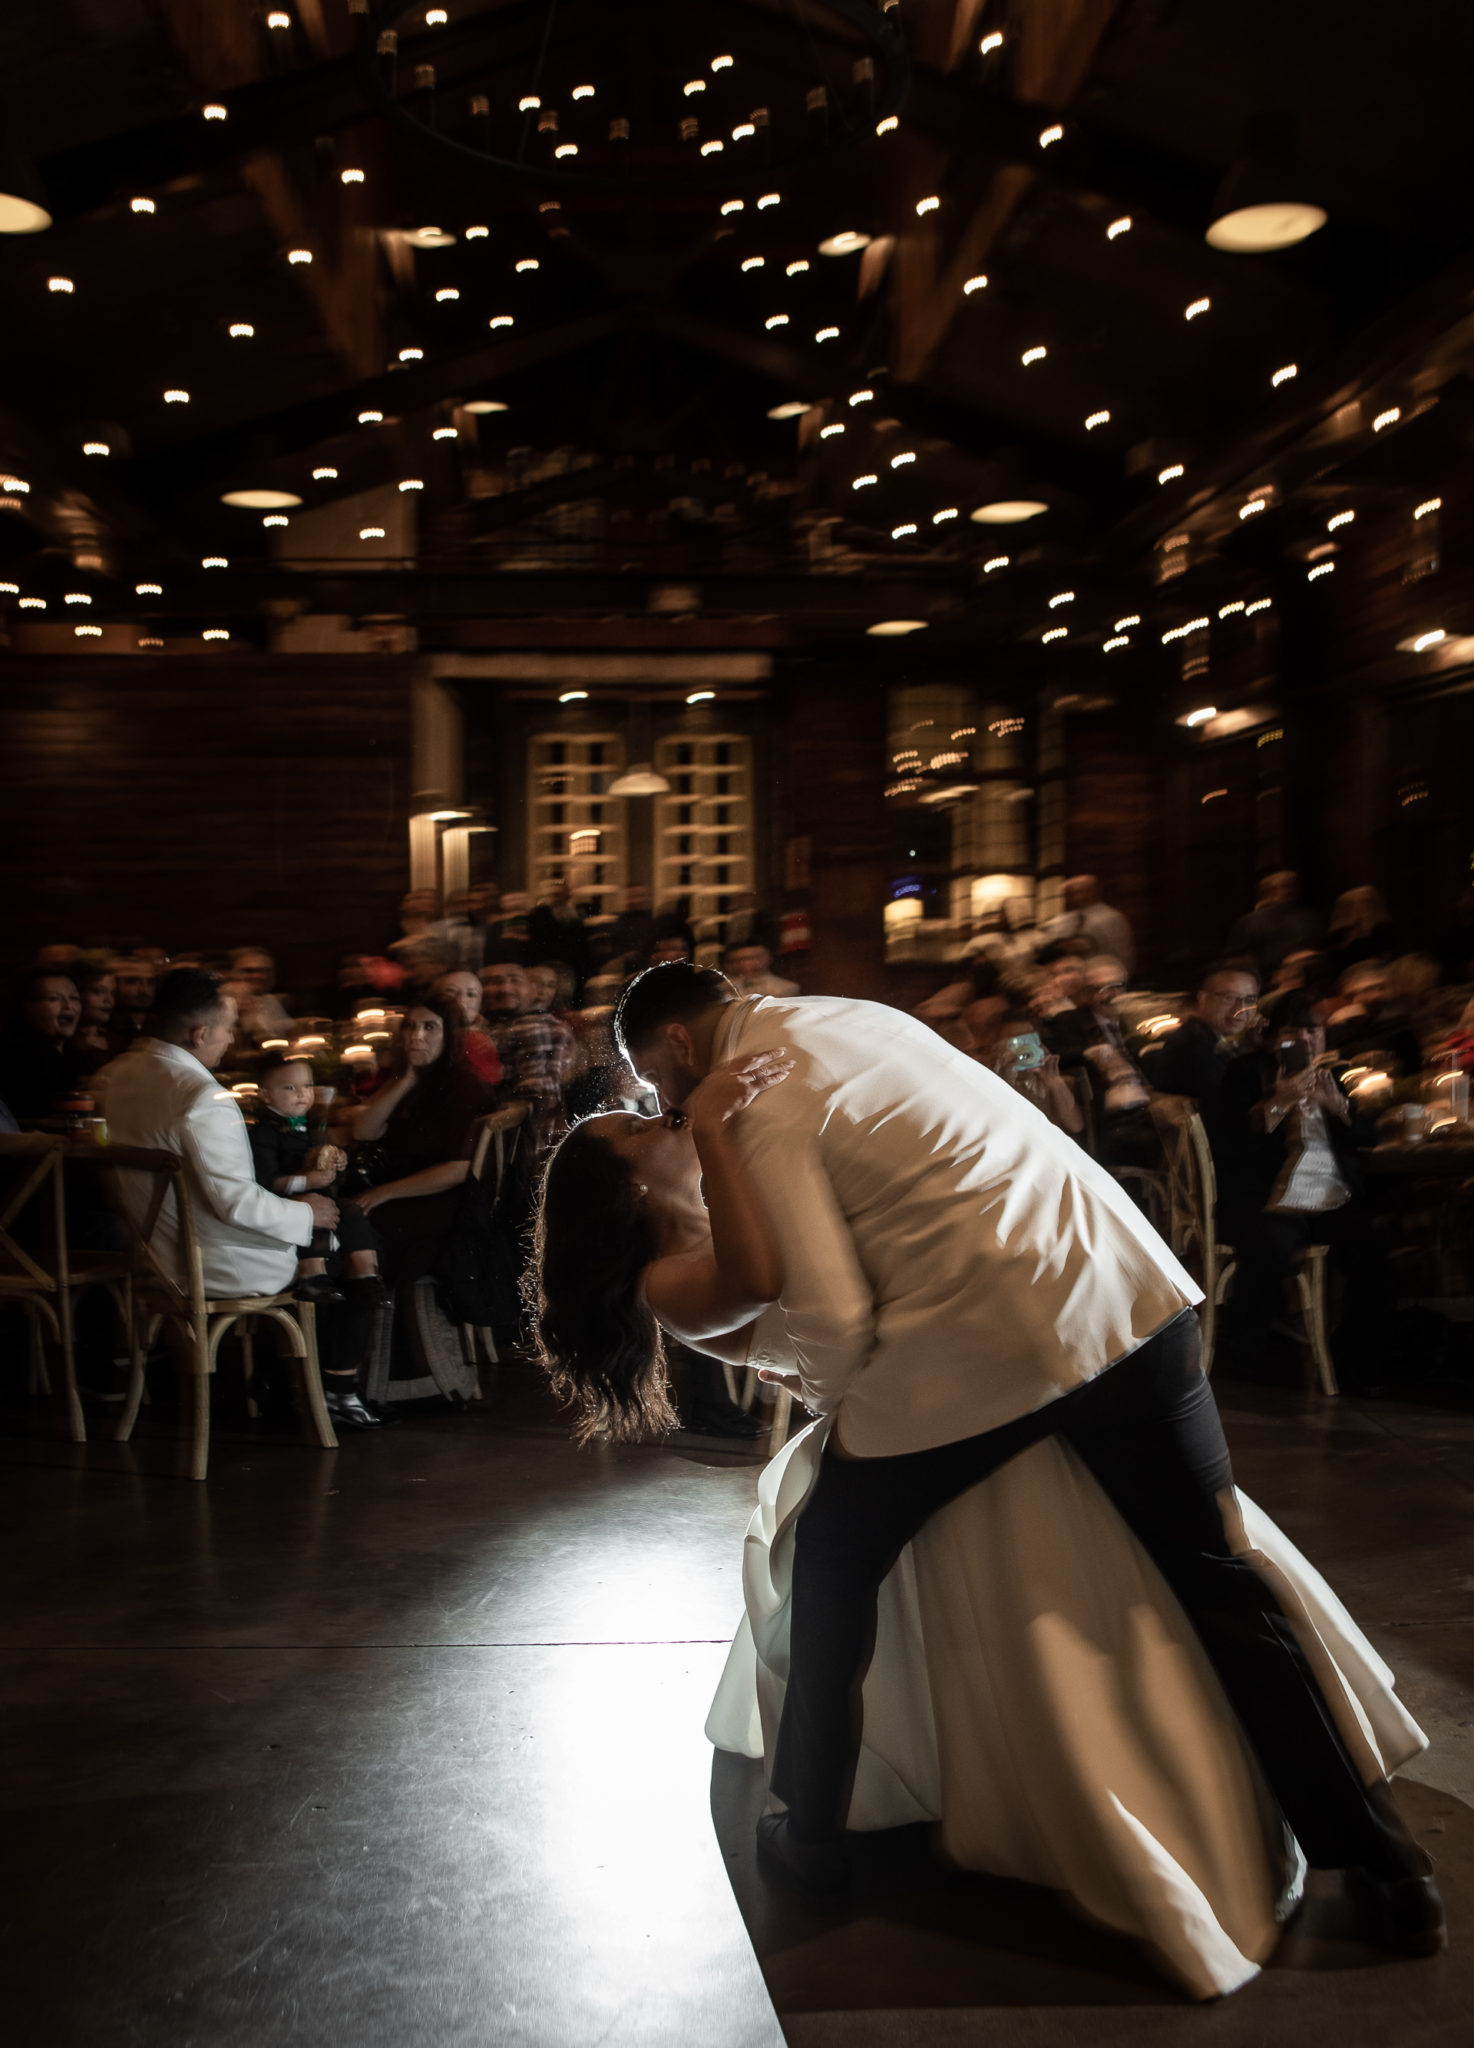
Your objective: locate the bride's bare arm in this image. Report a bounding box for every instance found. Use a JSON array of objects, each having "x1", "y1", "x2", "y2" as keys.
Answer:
[{"x1": 644, "y1": 1050, "x2": 792, "y2": 1343}]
